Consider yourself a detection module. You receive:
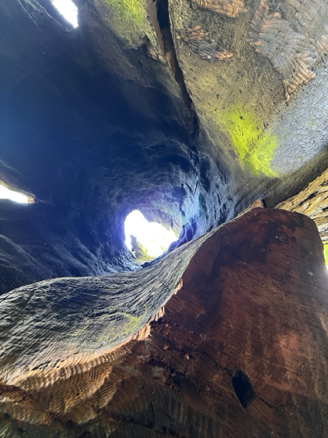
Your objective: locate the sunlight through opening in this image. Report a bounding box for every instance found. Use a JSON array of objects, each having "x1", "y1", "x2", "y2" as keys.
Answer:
[
  {"x1": 0, "y1": 185, "x2": 32, "y2": 204},
  {"x1": 124, "y1": 210, "x2": 177, "y2": 258},
  {"x1": 51, "y1": 0, "x2": 78, "y2": 28}
]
